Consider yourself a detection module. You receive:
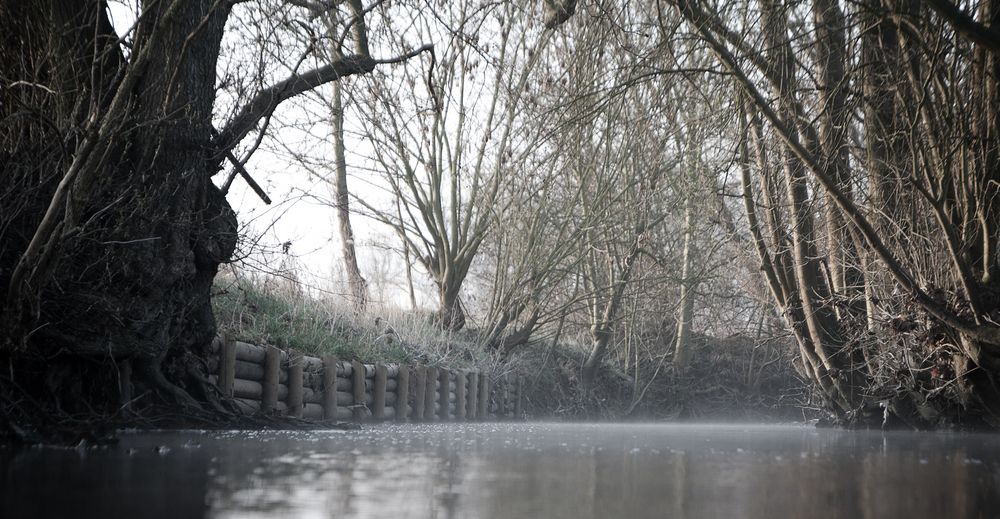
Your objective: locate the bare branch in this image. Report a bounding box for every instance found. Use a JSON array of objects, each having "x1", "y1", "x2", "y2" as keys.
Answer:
[{"x1": 215, "y1": 45, "x2": 432, "y2": 153}]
